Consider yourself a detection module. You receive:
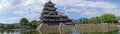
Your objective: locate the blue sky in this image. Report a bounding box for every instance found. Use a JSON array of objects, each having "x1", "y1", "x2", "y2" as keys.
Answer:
[{"x1": 0, "y1": 0, "x2": 120, "y2": 24}]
